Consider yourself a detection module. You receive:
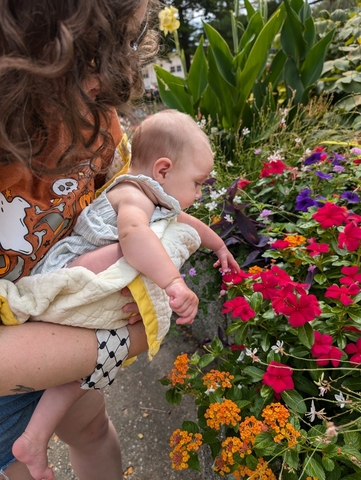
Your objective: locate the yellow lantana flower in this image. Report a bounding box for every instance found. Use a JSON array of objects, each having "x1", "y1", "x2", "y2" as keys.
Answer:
[{"x1": 159, "y1": 6, "x2": 180, "y2": 36}]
